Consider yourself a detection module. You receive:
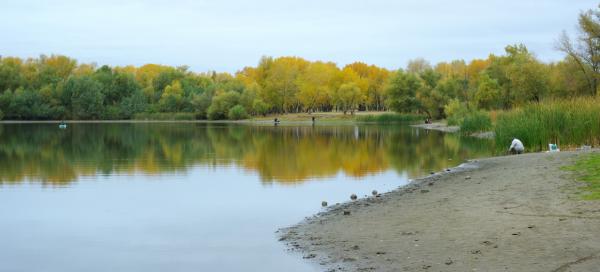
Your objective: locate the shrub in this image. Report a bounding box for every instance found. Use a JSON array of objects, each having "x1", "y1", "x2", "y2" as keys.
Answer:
[{"x1": 228, "y1": 105, "x2": 248, "y2": 120}]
